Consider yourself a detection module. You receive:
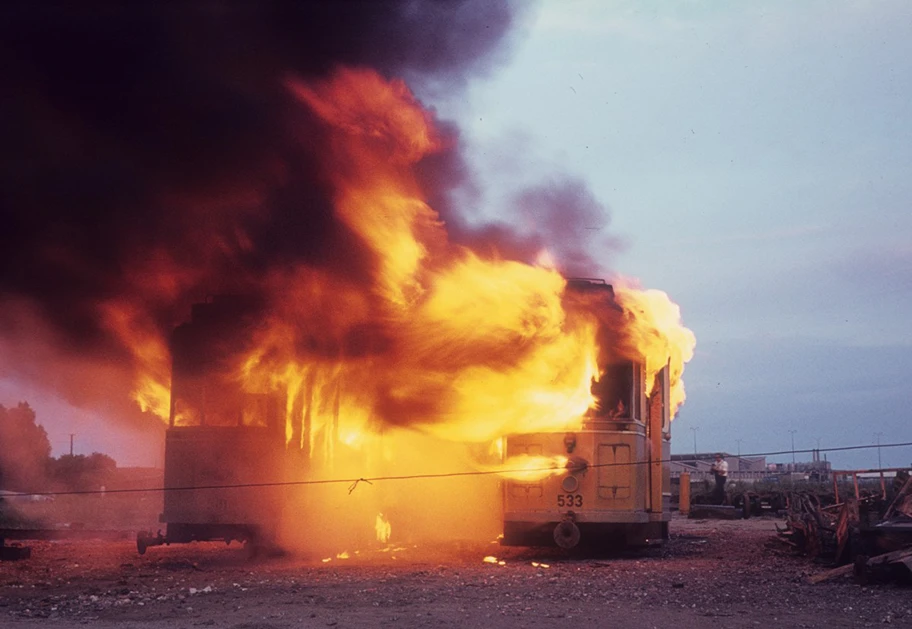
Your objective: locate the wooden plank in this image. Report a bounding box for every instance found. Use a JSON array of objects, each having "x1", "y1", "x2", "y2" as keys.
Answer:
[
  {"x1": 807, "y1": 563, "x2": 854, "y2": 584},
  {"x1": 884, "y1": 476, "x2": 912, "y2": 520},
  {"x1": 808, "y1": 548, "x2": 911, "y2": 584},
  {"x1": 868, "y1": 547, "x2": 912, "y2": 566}
]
